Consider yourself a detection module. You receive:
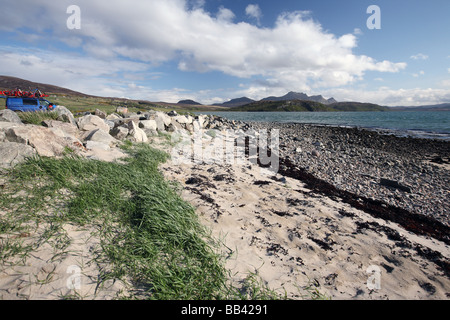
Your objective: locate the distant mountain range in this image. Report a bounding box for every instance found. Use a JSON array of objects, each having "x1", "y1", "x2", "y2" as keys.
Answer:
[
  {"x1": 1, "y1": 75, "x2": 449, "y2": 112},
  {"x1": 261, "y1": 91, "x2": 338, "y2": 105},
  {"x1": 177, "y1": 99, "x2": 202, "y2": 105},
  {"x1": 230, "y1": 100, "x2": 390, "y2": 112},
  {"x1": 215, "y1": 91, "x2": 337, "y2": 108}
]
